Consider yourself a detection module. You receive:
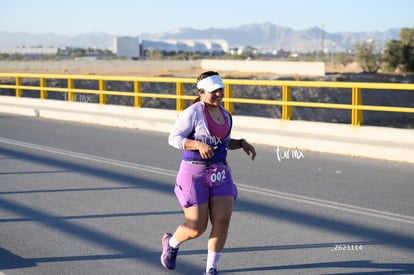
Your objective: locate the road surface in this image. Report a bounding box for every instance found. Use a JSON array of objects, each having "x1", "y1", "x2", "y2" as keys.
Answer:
[{"x1": 0, "y1": 113, "x2": 413, "y2": 274}]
